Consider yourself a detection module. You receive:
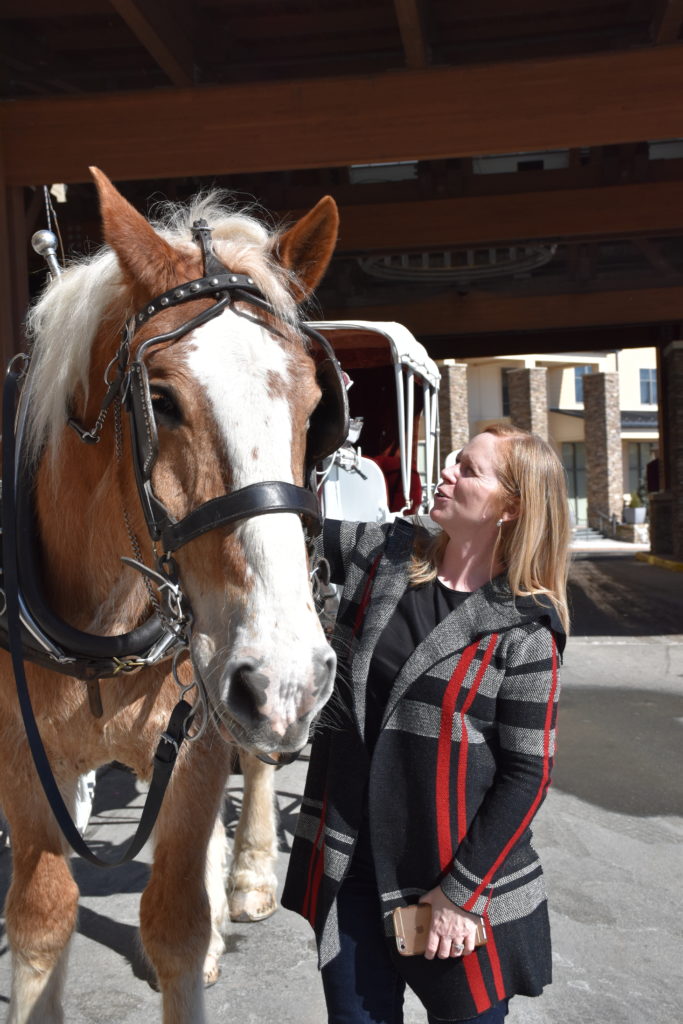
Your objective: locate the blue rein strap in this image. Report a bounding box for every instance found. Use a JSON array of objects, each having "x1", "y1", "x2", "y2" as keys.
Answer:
[{"x1": 2, "y1": 364, "x2": 195, "y2": 867}]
